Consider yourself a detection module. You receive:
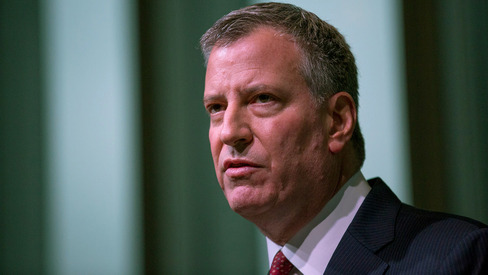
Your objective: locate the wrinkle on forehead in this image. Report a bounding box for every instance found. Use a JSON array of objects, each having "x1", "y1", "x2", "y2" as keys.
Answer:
[{"x1": 205, "y1": 27, "x2": 303, "y2": 92}]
